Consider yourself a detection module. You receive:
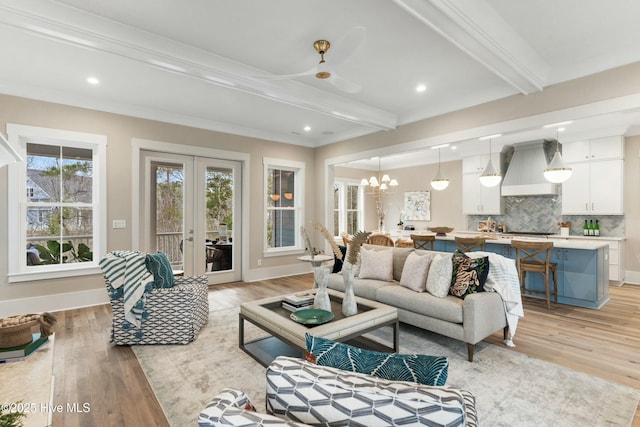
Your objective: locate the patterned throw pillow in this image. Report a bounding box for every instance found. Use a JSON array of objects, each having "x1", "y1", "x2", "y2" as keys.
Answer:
[
  {"x1": 358, "y1": 246, "x2": 394, "y2": 281},
  {"x1": 331, "y1": 245, "x2": 347, "y2": 273},
  {"x1": 145, "y1": 252, "x2": 175, "y2": 288},
  {"x1": 399, "y1": 251, "x2": 434, "y2": 292},
  {"x1": 426, "y1": 254, "x2": 453, "y2": 297},
  {"x1": 305, "y1": 333, "x2": 448, "y2": 386},
  {"x1": 449, "y1": 250, "x2": 489, "y2": 298}
]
